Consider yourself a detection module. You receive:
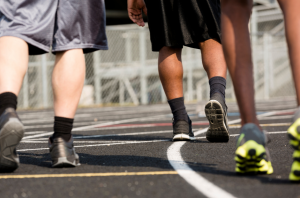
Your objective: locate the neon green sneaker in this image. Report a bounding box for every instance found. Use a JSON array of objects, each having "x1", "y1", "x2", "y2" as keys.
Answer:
[
  {"x1": 289, "y1": 151, "x2": 300, "y2": 182},
  {"x1": 235, "y1": 123, "x2": 273, "y2": 175},
  {"x1": 288, "y1": 110, "x2": 300, "y2": 182}
]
